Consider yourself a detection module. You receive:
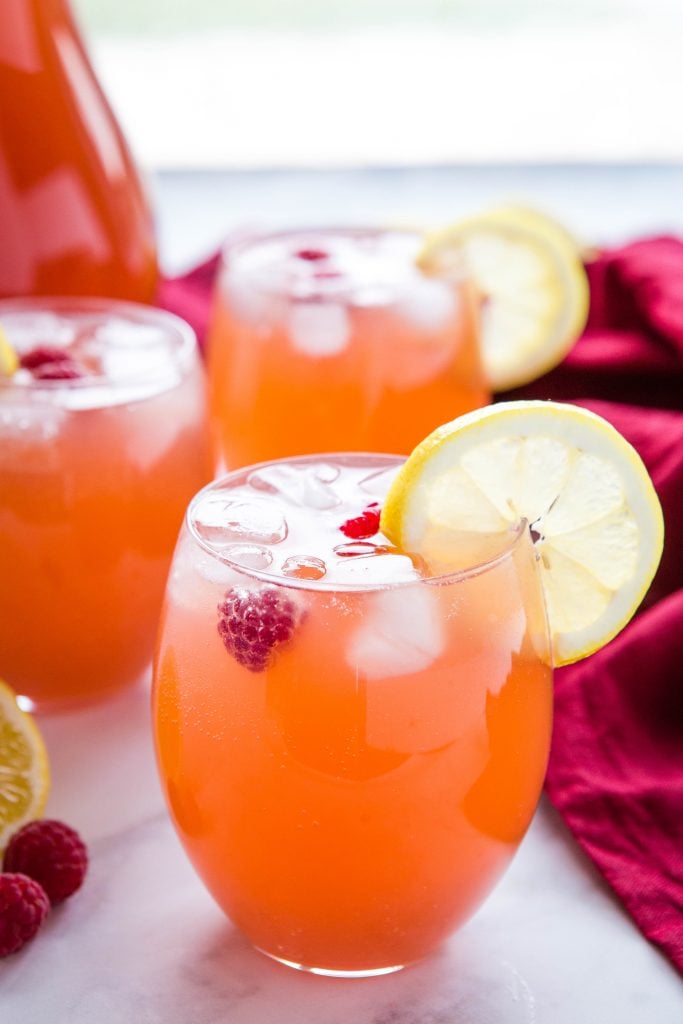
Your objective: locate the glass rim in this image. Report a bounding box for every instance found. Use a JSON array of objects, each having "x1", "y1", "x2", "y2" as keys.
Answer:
[
  {"x1": 186, "y1": 453, "x2": 530, "y2": 594},
  {"x1": 0, "y1": 296, "x2": 198, "y2": 392},
  {"x1": 219, "y1": 224, "x2": 468, "y2": 289}
]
